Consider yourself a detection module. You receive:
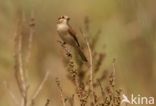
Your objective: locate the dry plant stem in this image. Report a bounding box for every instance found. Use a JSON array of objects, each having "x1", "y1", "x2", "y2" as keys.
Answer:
[
  {"x1": 14, "y1": 21, "x2": 28, "y2": 106},
  {"x1": 56, "y1": 78, "x2": 66, "y2": 106},
  {"x1": 31, "y1": 71, "x2": 49, "y2": 102},
  {"x1": 69, "y1": 95, "x2": 75, "y2": 106},
  {"x1": 112, "y1": 59, "x2": 116, "y2": 75},
  {"x1": 24, "y1": 13, "x2": 35, "y2": 92},
  {"x1": 19, "y1": 35, "x2": 27, "y2": 95},
  {"x1": 97, "y1": 80, "x2": 105, "y2": 104},
  {"x1": 25, "y1": 12, "x2": 35, "y2": 64},
  {"x1": 86, "y1": 39, "x2": 94, "y2": 105},
  {"x1": 80, "y1": 29, "x2": 95, "y2": 105},
  {"x1": 3, "y1": 81, "x2": 20, "y2": 106},
  {"x1": 58, "y1": 40, "x2": 72, "y2": 57}
]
